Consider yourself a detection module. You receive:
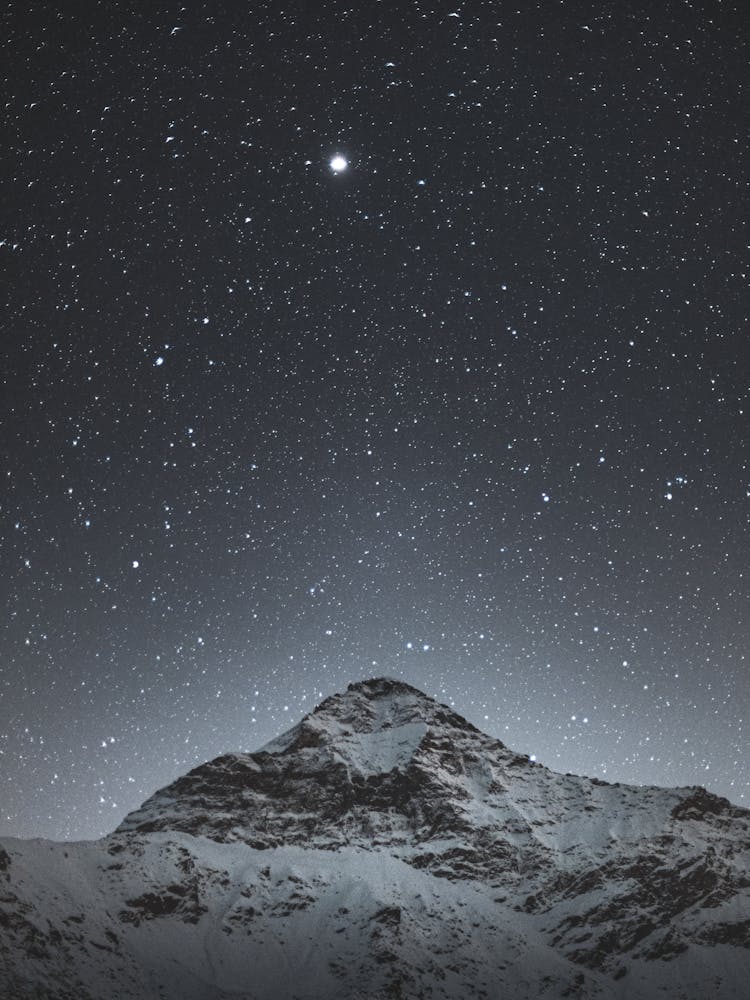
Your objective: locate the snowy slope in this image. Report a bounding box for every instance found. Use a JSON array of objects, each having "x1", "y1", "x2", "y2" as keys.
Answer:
[{"x1": 1, "y1": 678, "x2": 749, "y2": 999}]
